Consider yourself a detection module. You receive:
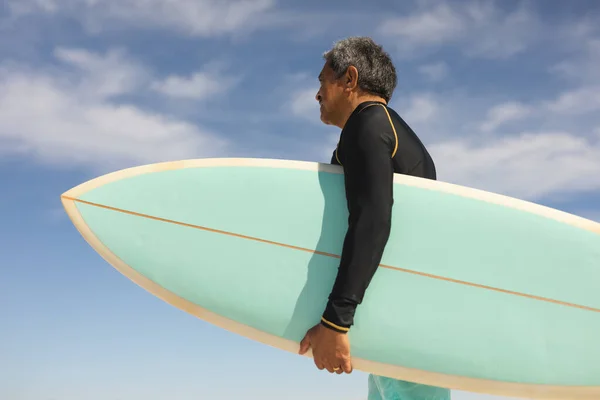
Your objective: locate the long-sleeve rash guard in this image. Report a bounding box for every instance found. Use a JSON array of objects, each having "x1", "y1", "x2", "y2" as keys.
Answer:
[{"x1": 320, "y1": 100, "x2": 437, "y2": 333}]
